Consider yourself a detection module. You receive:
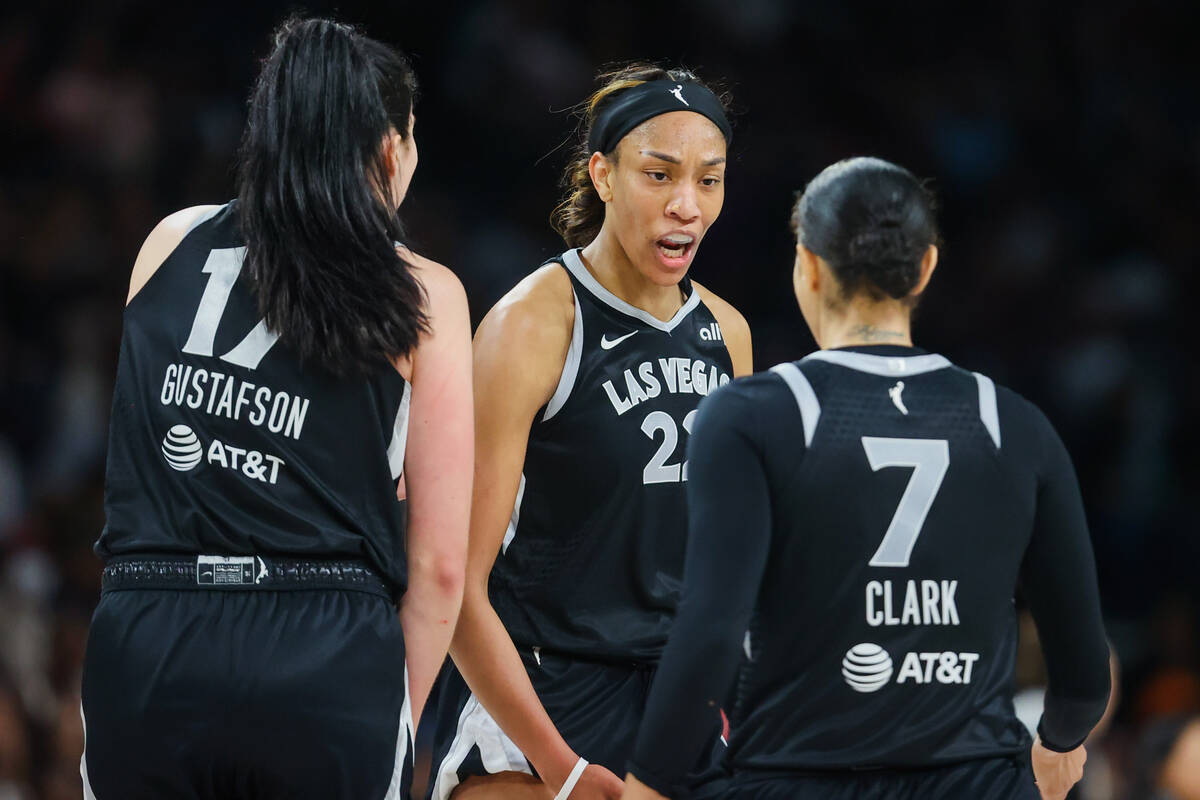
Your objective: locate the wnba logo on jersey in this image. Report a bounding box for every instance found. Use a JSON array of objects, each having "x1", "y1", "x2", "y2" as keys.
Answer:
[
  {"x1": 698, "y1": 322, "x2": 723, "y2": 342},
  {"x1": 162, "y1": 425, "x2": 203, "y2": 471},
  {"x1": 842, "y1": 643, "x2": 894, "y2": 692}
]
